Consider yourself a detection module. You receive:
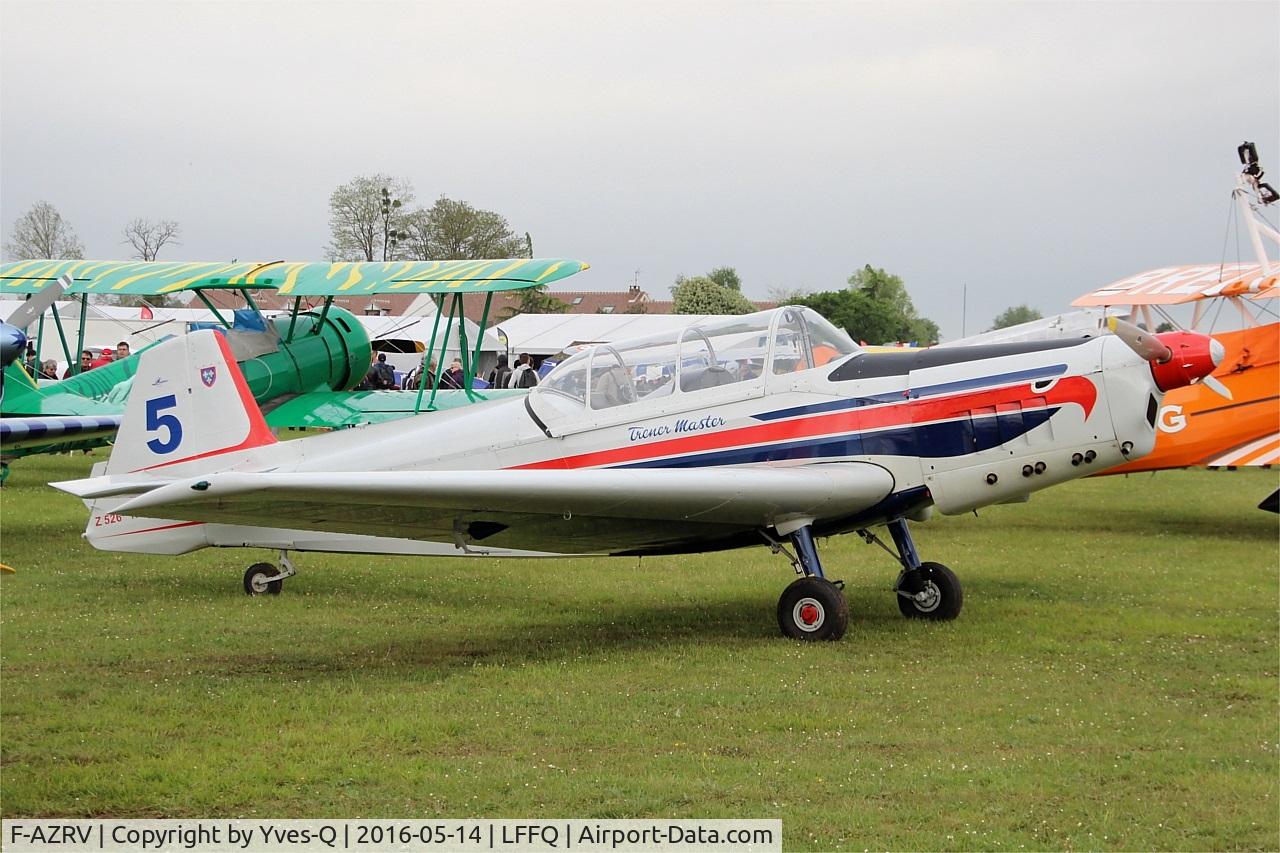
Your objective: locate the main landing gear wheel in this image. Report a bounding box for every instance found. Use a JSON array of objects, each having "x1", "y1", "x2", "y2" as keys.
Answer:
[
  {"x1": 896, "y1": 561, "x2": 962, "y2": 621},
  {"x1": 777, "y1": 576, "x2": 848, "y2": 641},
  {"x1": 243, "y1": 562, "x2": 283, "y2": 596}
]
